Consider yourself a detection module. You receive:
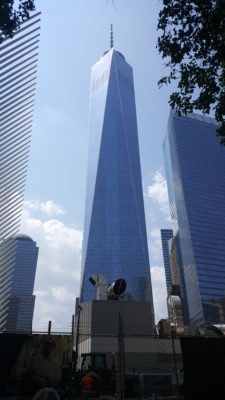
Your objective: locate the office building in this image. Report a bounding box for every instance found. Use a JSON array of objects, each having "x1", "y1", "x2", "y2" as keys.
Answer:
[
  {"x1": 0, "y1": 13, "x2": 41, "y2": 328},
  {"x1": 160, "y1": 229, "x2": 173, "y2": 290},
  {"x1": 164, "y1": 111, "x2": 225, "y2": 325},
  {"x1": 161, "y1": 230, "x2": 184, "y2": 328},
  {"x1": 0, "y1": 234, "x2": 38, "y2": 333},
  {"x1": 170, "y1": 238, "x2": 180, "y2": 286},
  {"x1": 80, "y1": 39, "x2": 154, "y2": 310},
  {"x1": 167, "y1": 284, "x2": 184, "y2": 332}
]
